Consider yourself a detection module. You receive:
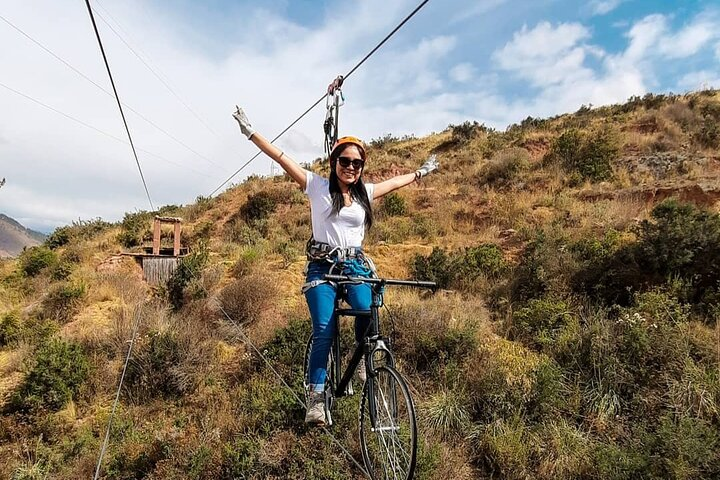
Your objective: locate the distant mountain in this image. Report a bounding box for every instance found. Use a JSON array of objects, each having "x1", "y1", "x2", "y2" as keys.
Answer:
[{"x1": 0, "y1": 214, "x2": 46, "y2": 258}]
